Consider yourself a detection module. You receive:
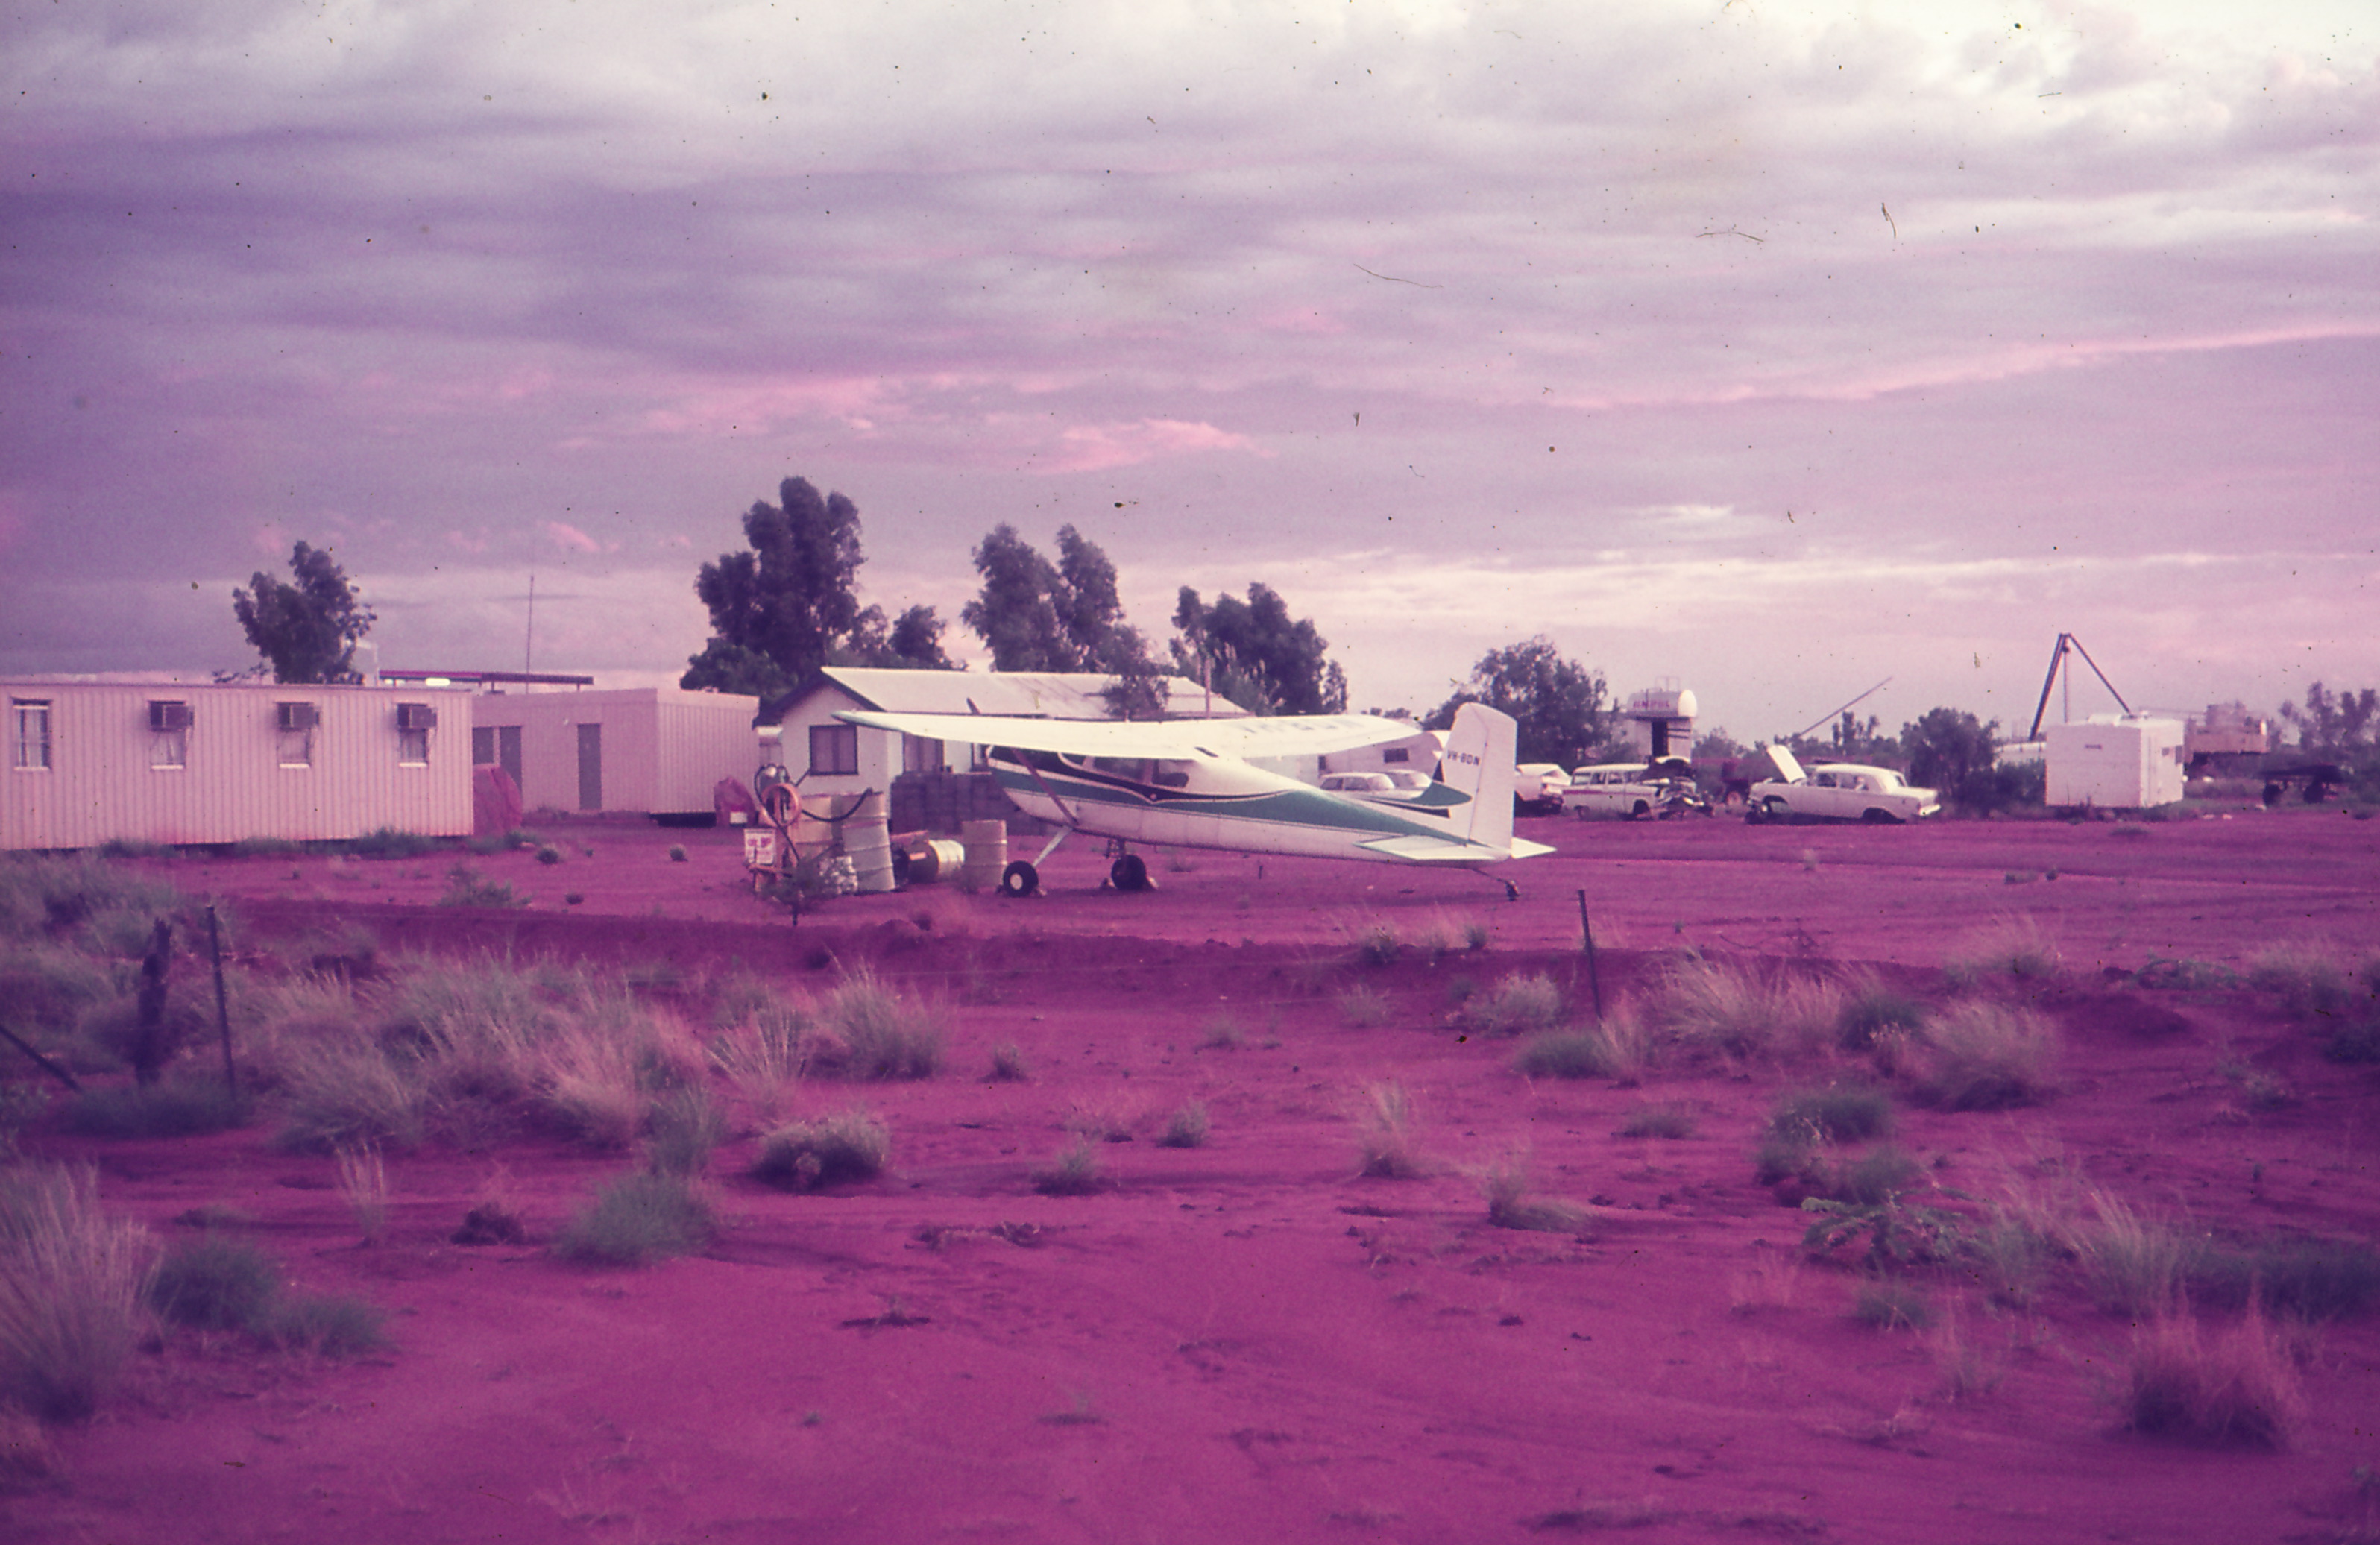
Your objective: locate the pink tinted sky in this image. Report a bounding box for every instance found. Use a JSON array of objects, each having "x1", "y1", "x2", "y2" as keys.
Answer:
[{"x1": 1, "y1": 0, "x2": 2373, "y2": 741}]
